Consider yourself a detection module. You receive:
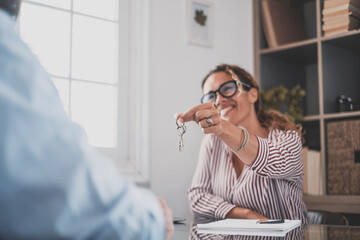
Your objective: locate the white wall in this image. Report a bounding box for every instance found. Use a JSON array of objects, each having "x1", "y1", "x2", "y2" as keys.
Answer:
[{"x1": 148, "y1": 0, "x2": 254, "y2": 219}]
